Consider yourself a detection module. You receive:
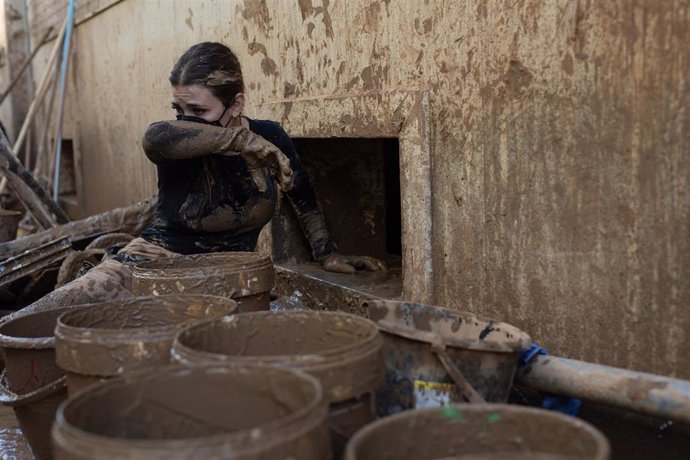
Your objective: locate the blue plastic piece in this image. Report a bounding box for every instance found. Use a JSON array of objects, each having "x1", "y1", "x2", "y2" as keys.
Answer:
[{"x1": 518, "y1": 342, "x2": 581, "y2": 417}]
